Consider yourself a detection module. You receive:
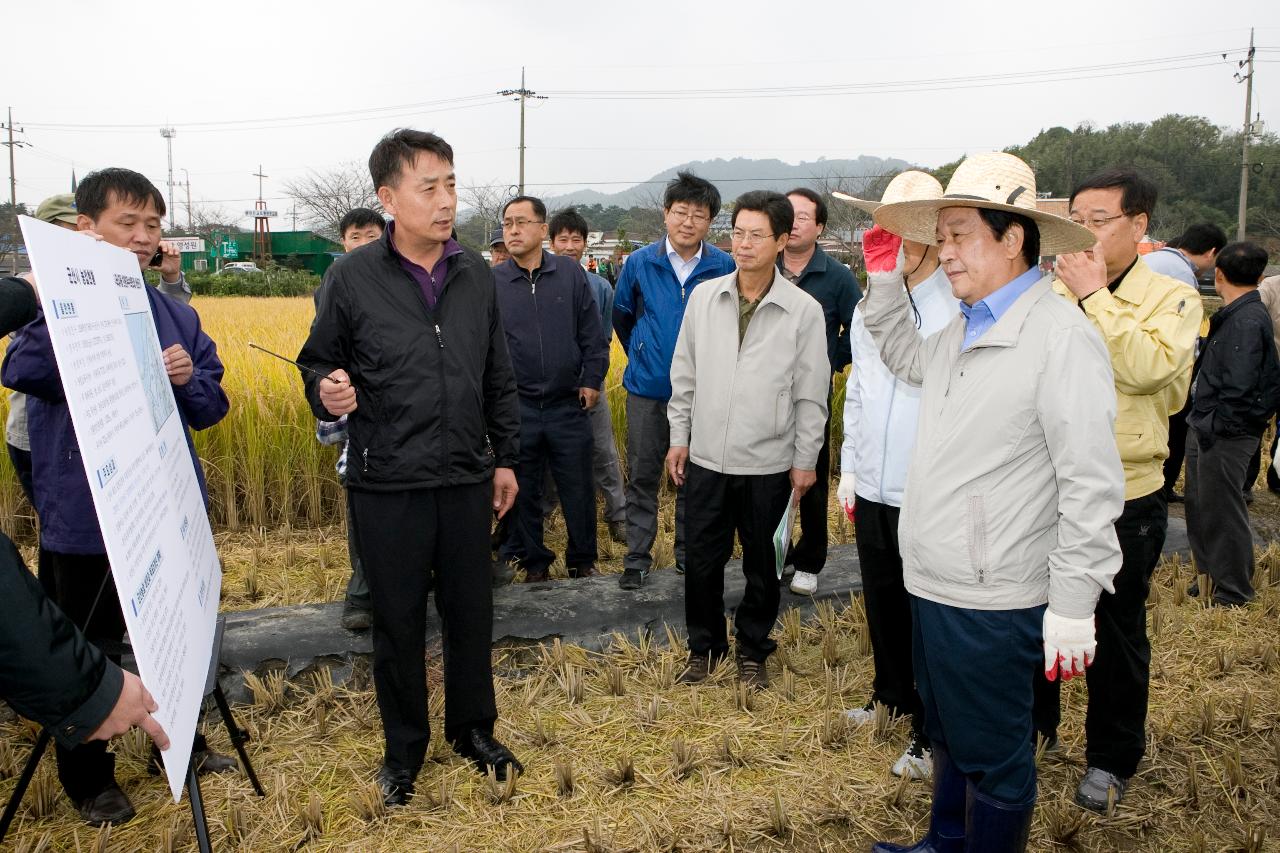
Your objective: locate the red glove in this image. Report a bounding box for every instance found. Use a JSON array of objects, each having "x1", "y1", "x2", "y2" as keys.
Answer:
[{"x1": 862, "y1": 225, "x2": 903, "y2": 274}]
